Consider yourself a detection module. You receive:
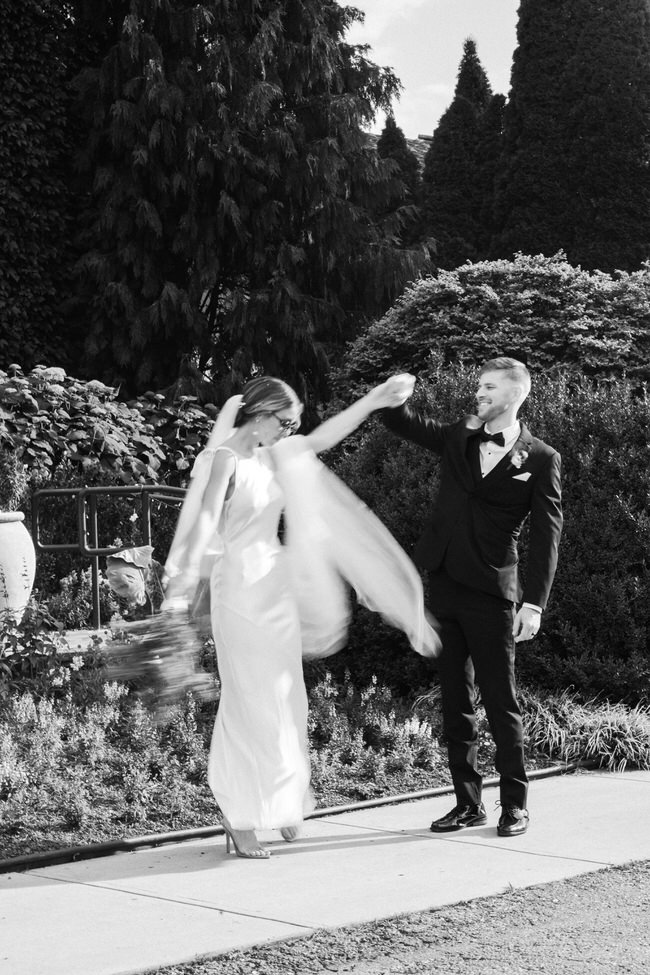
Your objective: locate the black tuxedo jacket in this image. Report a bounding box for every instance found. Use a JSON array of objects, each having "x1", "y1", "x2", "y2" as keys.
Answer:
[{"x1": 383, "y1": 406, "x2": 563, "y2": 609}]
